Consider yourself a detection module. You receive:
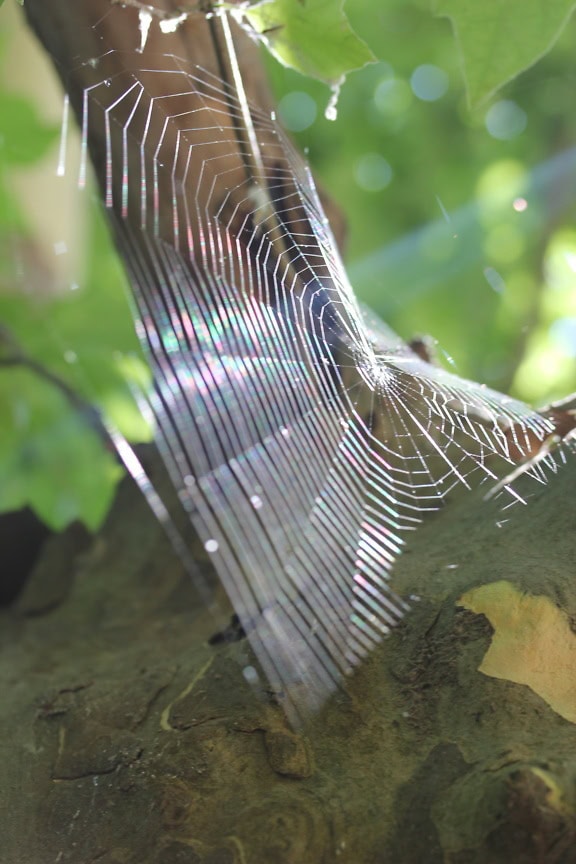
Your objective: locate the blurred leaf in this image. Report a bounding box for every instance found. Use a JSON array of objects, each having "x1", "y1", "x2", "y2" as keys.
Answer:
[
  {"x1": 0, "y1": 176, "x2": 24, "y2": 231},
  {"x1": 0, "y1": 206, "x2": 152, "y2": 442},
  {"x1": 0, "y1": 192, "x2": 151, "y2": 530},
  {"x1": 0, "y1": 91, "x2": 59, "y2": 164},
  {"x1": 241, "y1": 0, "x2": 375, "y2": 85},
  {"x1": 266, "y1": 0, "x2": 576, "y2": 402},
  {"x1": 435, "y1": 0, "x2": 576, "y2": 105},
  {"x1": 0, "y1": 367, "x2": 122, "y2": 530}
]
